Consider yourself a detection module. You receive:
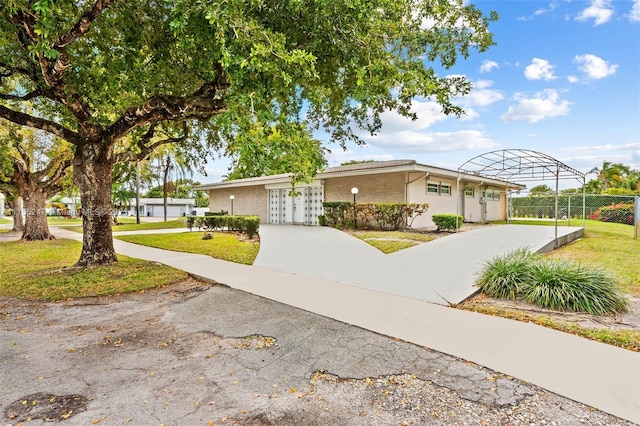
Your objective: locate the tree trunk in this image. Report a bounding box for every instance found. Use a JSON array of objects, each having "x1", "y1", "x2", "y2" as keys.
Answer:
[
  {"x1": 73, "y1": 142, "x2": 118, "y2": 267},
  {"x1": 11, "y1": 196, "x2": 25, "y2": 232},
  {"x1": 21, "y1": 190, "x2": 54, "y2": 240},
  {"x1": 163, "y1": 157, "x2": 170, "y2": 222}
]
